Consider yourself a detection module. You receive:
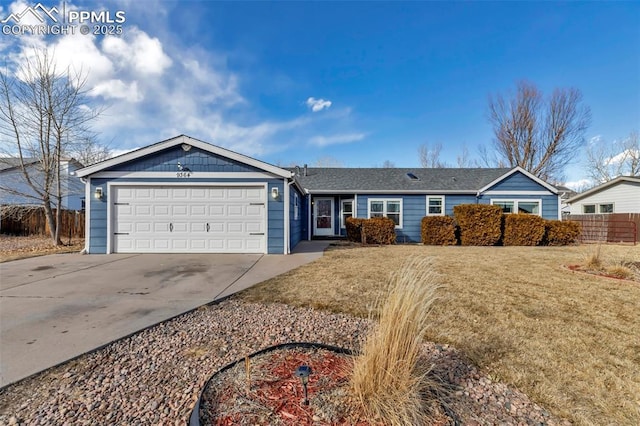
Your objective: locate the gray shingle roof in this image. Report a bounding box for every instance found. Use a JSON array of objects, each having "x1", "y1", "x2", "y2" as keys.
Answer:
[{"x1": 290, "y1": 167, "x2": 512, "y2": 193}]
